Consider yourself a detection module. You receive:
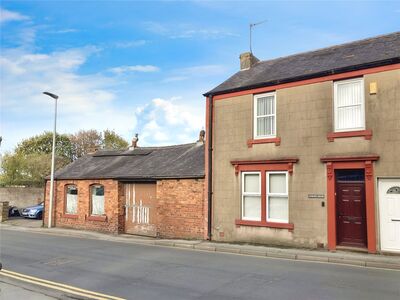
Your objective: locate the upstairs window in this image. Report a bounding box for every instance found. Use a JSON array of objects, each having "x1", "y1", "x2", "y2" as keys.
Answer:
[
  {"x1": 334, "y1": 78, "x2": 365, "y2": 132},
  {"x1": 91, "y1": 185, "x2": 105, "y2": 215},
  {"x1": 65, "y1": 185, "x2": 78, "y2": 214},
  {"x1": 254, "y1": 92, "x2": 276, "y2": 139}
]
